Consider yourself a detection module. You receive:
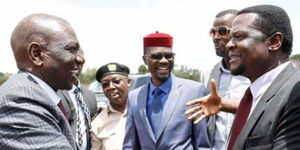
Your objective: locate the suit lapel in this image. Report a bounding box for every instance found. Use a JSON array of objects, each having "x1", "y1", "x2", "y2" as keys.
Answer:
[
  {"x1": 137, "y1": 85, "x2": 156, "y2": 142},
  {"x1": 157, "y1": 76, "x2": 182, "y2": 139},
  {"x1": 234, "y1": 64, "x2": 297, "y2": 149},
  {"x1": 81, "y1": 87, "x2": 94, "y2": 118},
  {"x1": 206, "y1": 62, "x2": 221, "y2": 145},
  {"x1": 207, "y1": 62, "x2": 221, "y2": 92}
]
